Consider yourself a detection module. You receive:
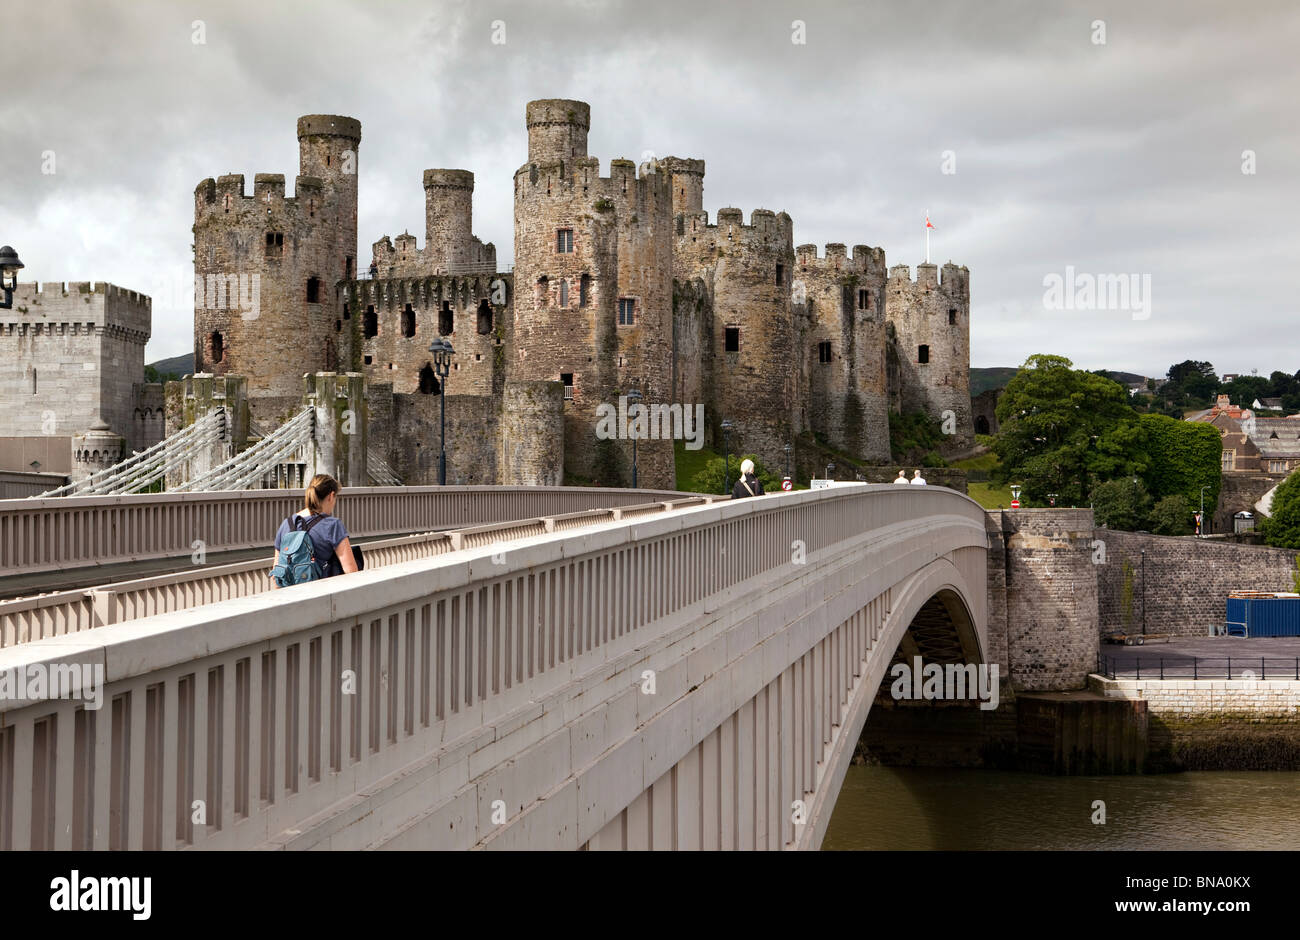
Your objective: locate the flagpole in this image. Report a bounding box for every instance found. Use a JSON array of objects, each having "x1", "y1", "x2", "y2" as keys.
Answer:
[{"x1": 924, "y1": 209, "x2": 930, "y2": 264}]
